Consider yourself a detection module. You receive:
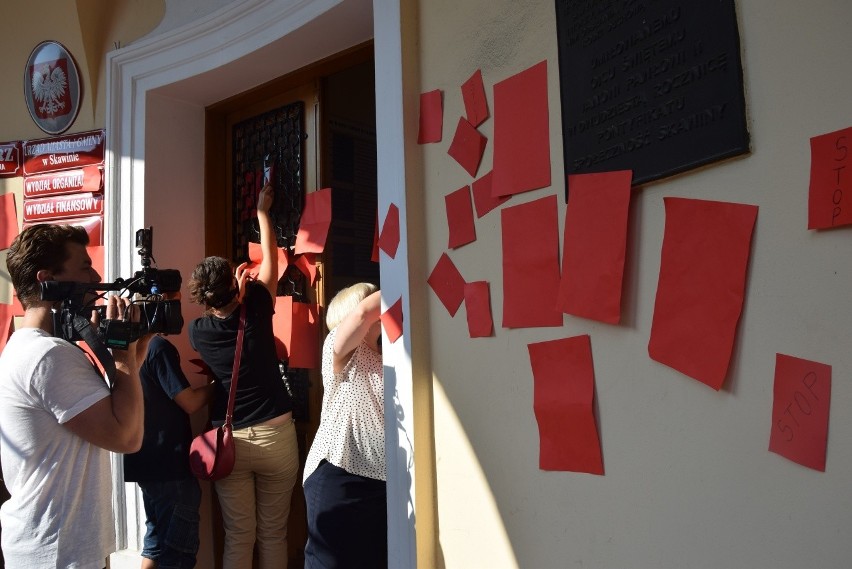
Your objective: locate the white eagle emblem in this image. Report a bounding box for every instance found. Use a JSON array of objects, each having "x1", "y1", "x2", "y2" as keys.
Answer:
[{"x1": 31, "y1": 63, "x2": 68, "y2": 117}]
